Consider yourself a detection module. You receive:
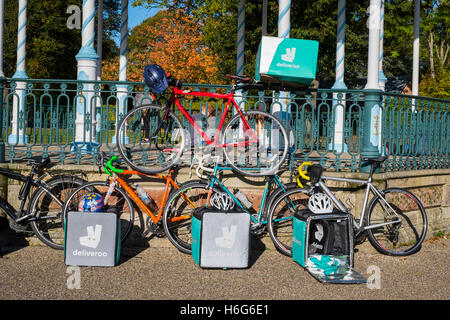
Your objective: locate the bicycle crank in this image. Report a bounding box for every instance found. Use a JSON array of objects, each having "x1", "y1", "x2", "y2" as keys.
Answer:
[{"x1": 142, "y1": 217, "x2": 165, "y2": 238}]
